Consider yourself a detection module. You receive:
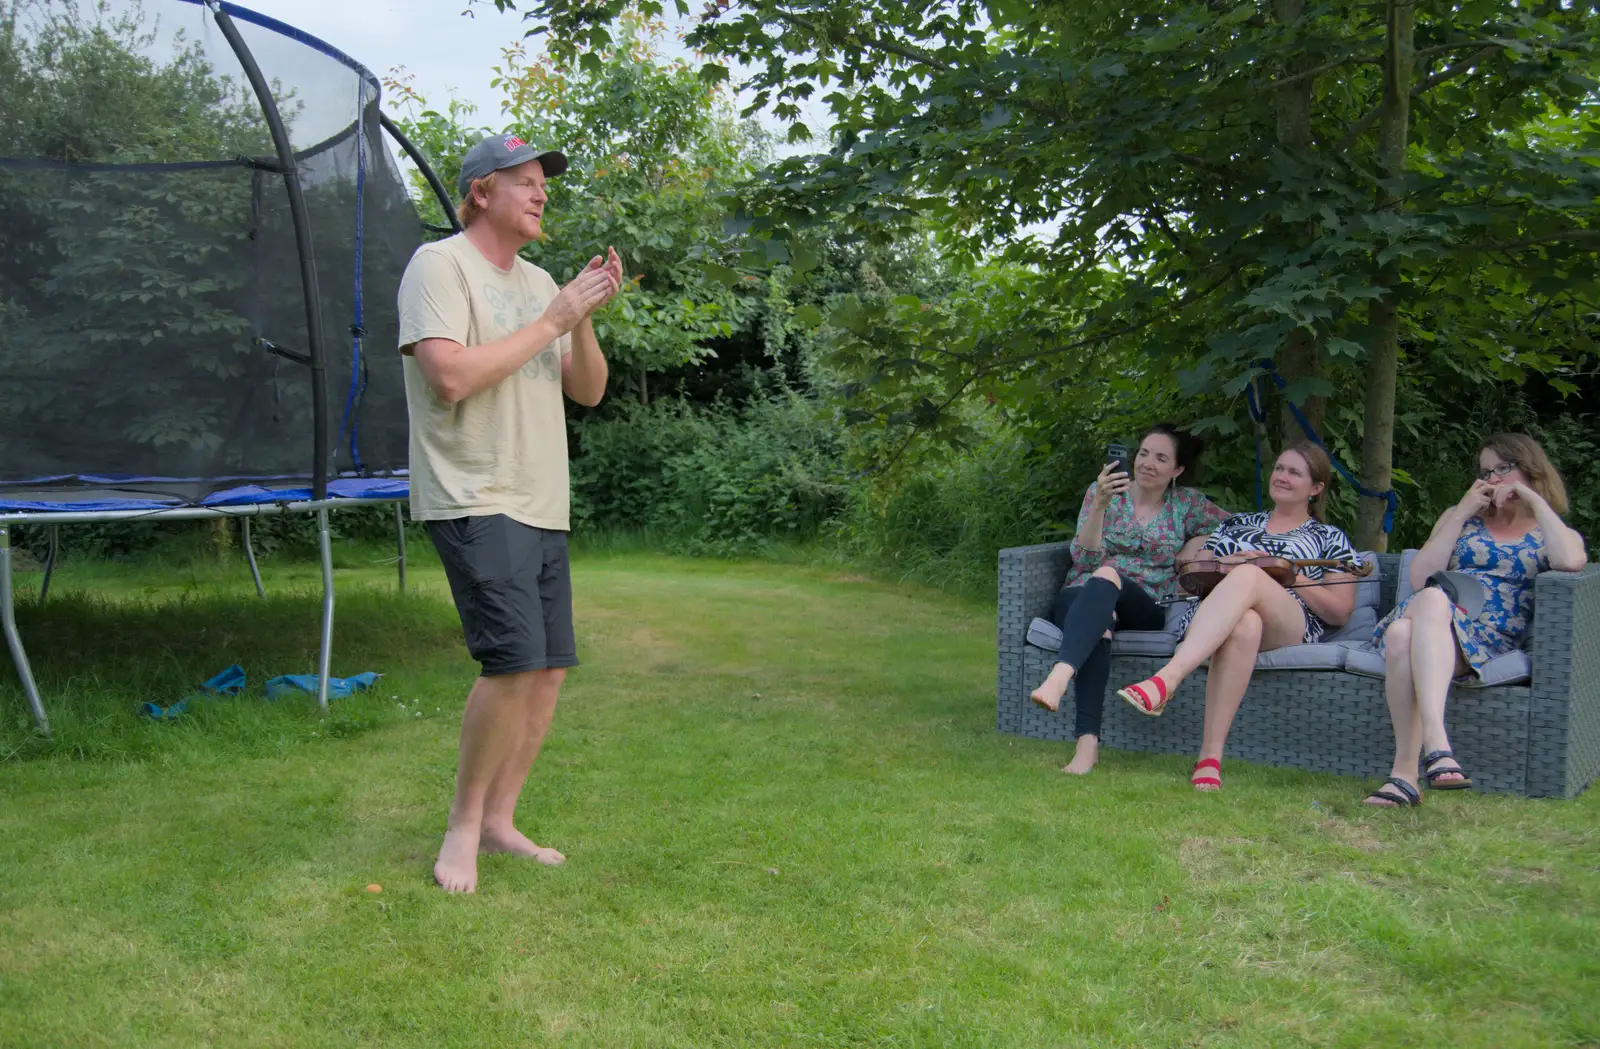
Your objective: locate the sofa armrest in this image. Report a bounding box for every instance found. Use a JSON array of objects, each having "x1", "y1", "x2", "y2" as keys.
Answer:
[
  {"x1": 997, "y1": 543, "x2": 1071, "y2": 711},
  {"x1": 998, "y1": 541, "x2": 1072, "y2": 645},
  {"x1": 1527, "y1": 564, "x2": 1600, "y2": 798}
]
